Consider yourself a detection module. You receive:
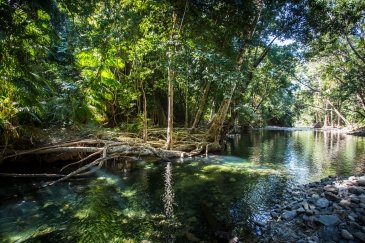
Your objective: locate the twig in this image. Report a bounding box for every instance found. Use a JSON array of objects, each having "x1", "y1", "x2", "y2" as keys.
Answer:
[{"x1": 60, "y1": 150, "x2": 102, "y2": 172}]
